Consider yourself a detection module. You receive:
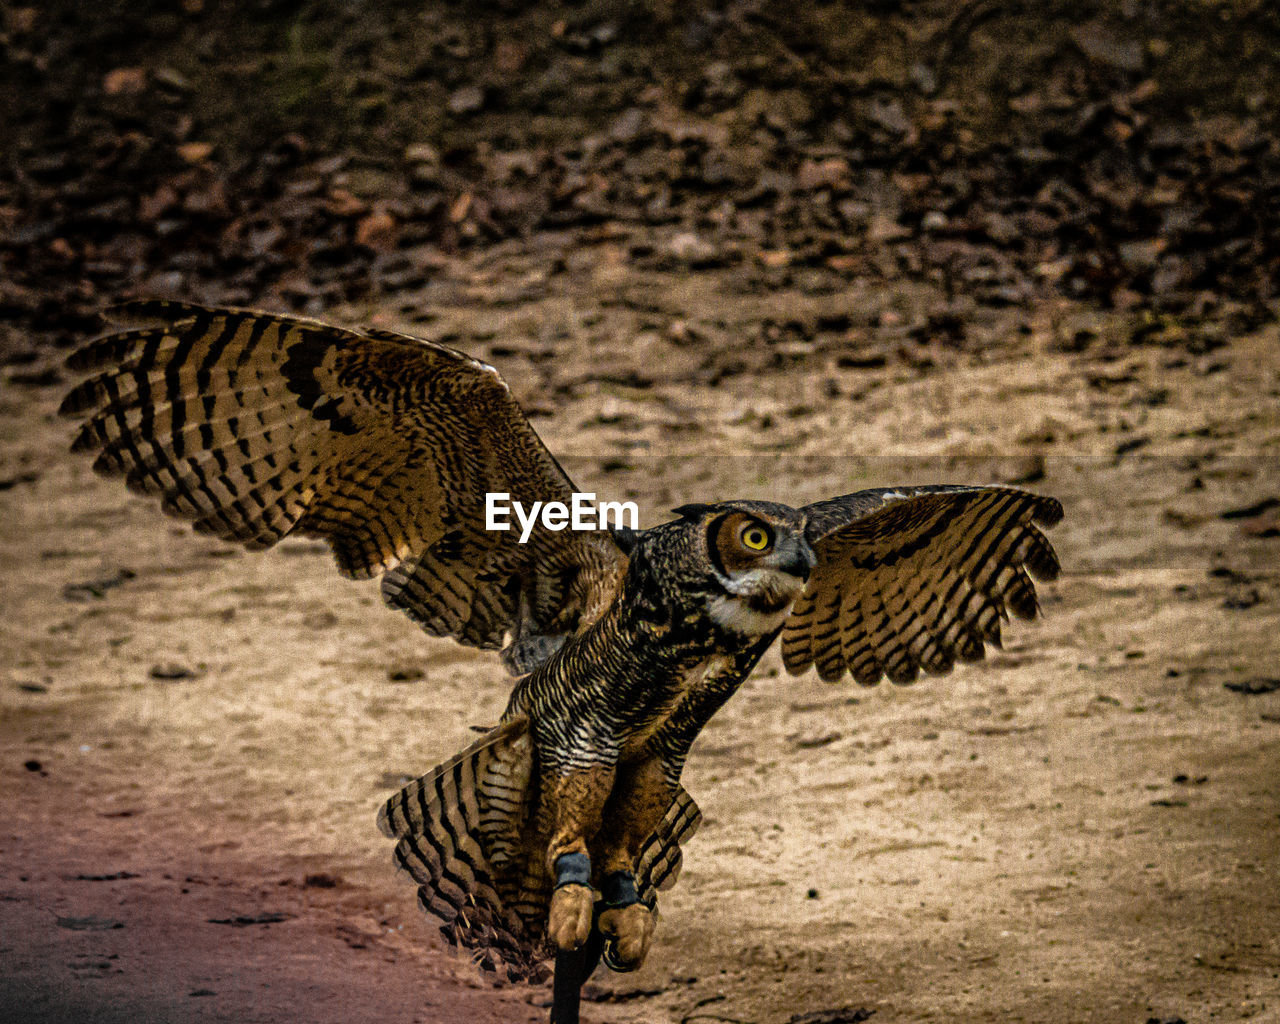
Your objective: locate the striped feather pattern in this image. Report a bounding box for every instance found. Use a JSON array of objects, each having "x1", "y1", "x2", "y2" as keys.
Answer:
[
  {"x1": 60, "y1": 301, "x2": 625, "y2": 670},
  {"x1": 782, "y1": 486, "x2": 1062, "y2": 685},
  {"x1": 378, "y1": 717, "x2": 704, "y2": 978},
  {"x1": 377, "y1": 718, "x2": 552, "y2": 980},
  {"x1": 636, "y1": 787, "x2": 703, "y2": 907}
]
